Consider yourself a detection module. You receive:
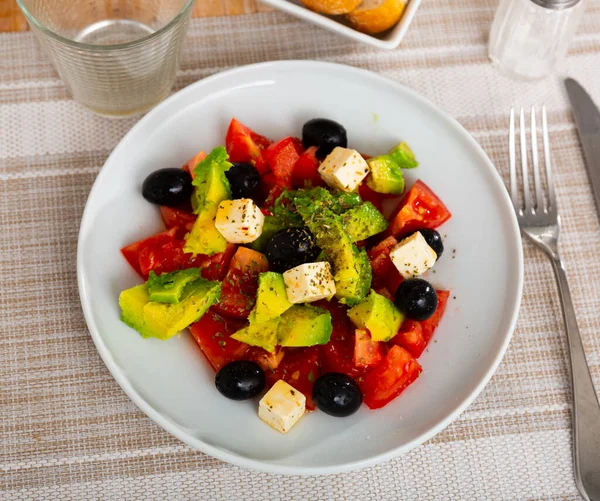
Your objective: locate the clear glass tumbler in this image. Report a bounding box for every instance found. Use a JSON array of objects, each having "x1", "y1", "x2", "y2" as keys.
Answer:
[{"x1": 17, "y1": 0, "x2": 195, "y2": 117}]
